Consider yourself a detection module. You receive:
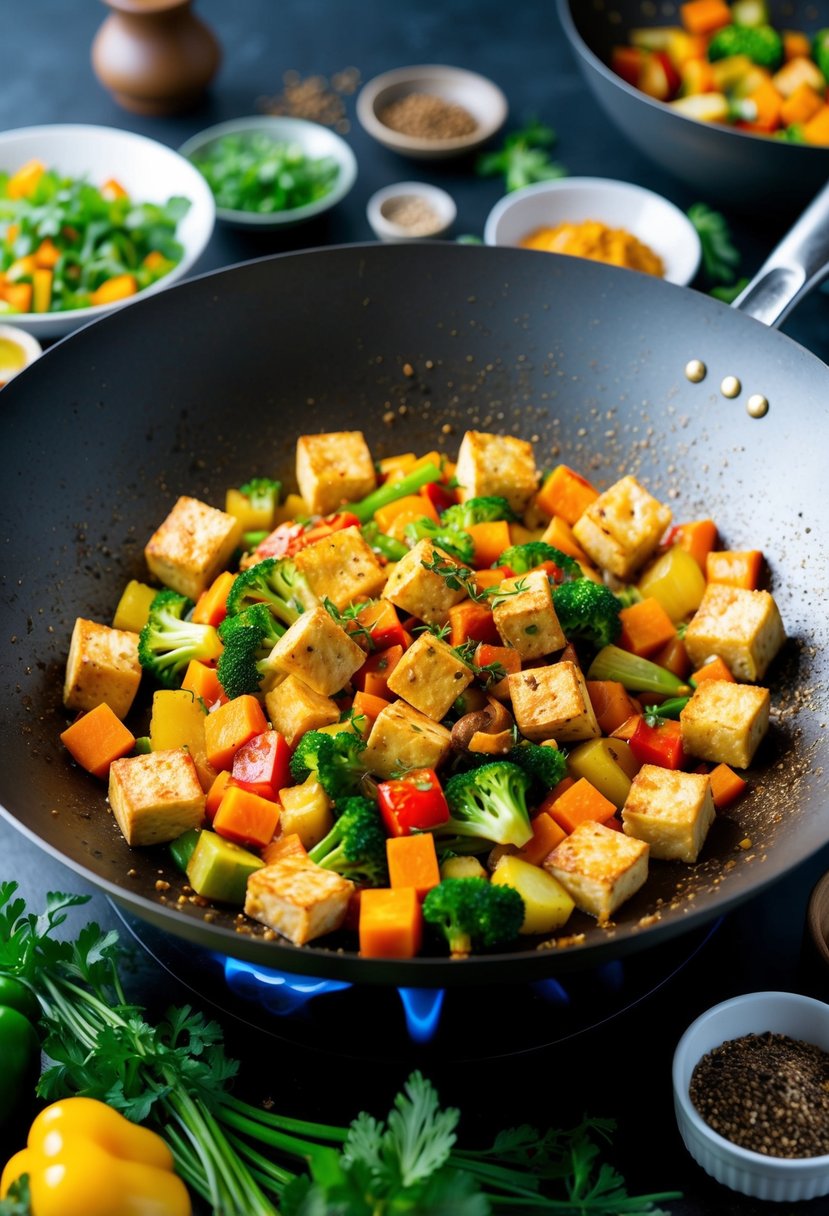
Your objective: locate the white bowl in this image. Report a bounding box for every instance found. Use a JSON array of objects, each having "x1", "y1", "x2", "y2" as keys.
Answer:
[
  {"x1": 179, "y1": 117, "x2": 357, "y2": 230},
  {"x1": 0, "y1": 324, "x2": 41, "y2": 386},
  {"x1": 366, "y1": 182, "x2": 456, "y2": 243},
  {"x1": 484, "y1": 176, "x2": 701, "y2": 287},
  {"x1": 673, "y1": 991, "x2": 829, "y2": 1202},
  {"x1": 357, "y1": 64, "x2": 507, "y2": 160},
  {"x1": 0, "y1": 124, "x2": 215, "y2": 339}
]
